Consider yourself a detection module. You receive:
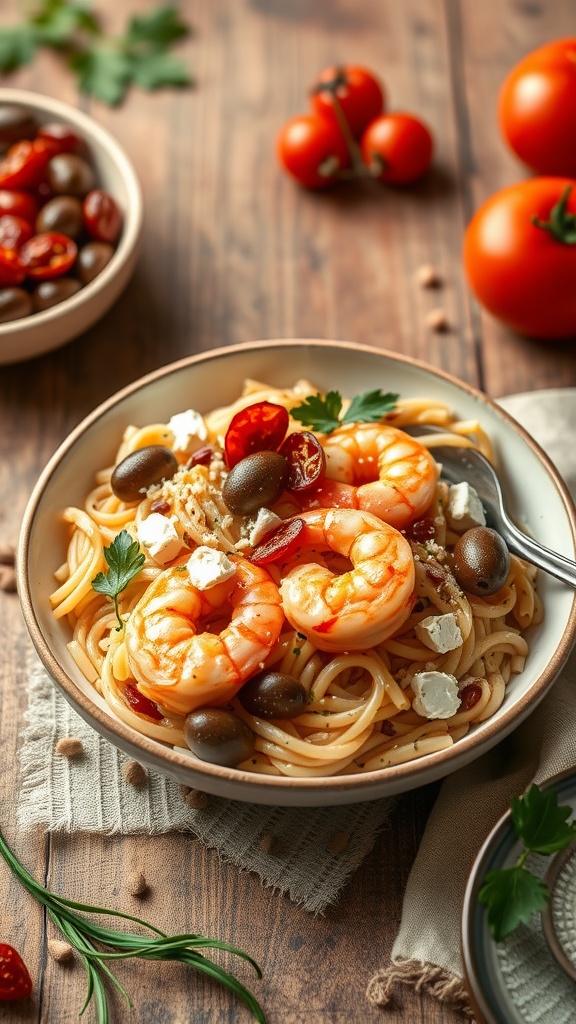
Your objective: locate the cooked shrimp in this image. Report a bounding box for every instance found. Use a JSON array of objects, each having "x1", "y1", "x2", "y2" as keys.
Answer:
[
  {"x1": 302, "y1": 423, "x2": 438, "y2": 530},
  {"x1": 279, "y1": 508, "x2": 415, "y2": 653},
  {"x1": 124, "y1": 557, "x2": 284, "y2": 715}
]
